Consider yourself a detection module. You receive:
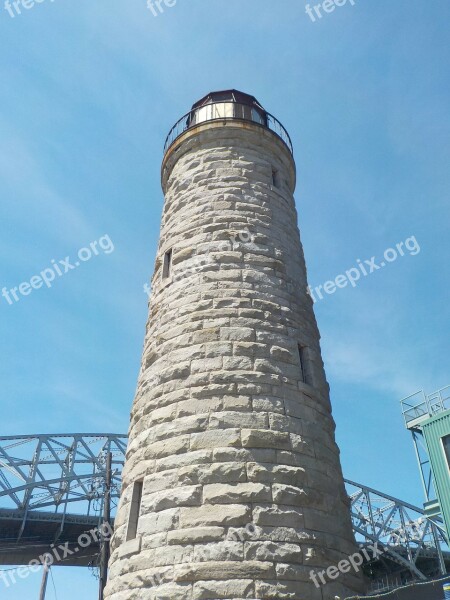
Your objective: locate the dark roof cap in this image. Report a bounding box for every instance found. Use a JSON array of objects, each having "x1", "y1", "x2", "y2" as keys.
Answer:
[{"x1": 192, "y1": 89, "x2": 265, "y2": 112}]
